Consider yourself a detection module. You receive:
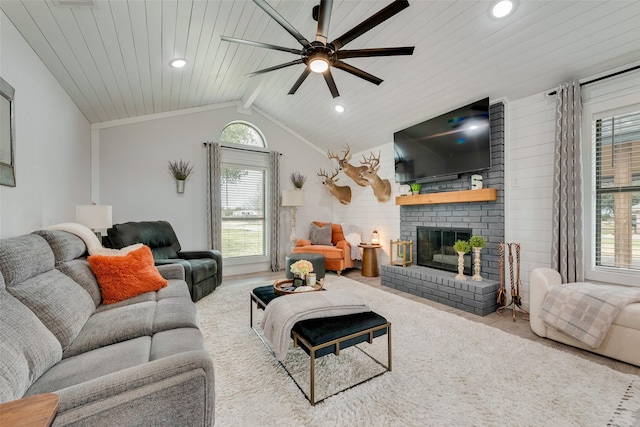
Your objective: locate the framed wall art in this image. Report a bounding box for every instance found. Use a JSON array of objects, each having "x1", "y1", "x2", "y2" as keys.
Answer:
[{"x1": 1, "y1": 76, "x2": 16, "y2": 187}]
